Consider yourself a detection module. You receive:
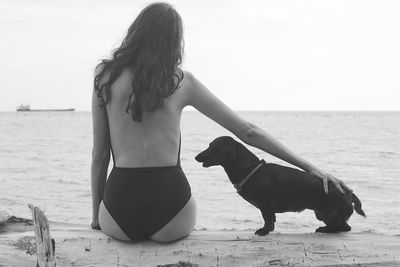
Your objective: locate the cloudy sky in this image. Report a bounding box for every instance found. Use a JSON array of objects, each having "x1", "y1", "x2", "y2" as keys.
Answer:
[{"x1": 1, "y1": 0, "x2": 399, "y2": 111}]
